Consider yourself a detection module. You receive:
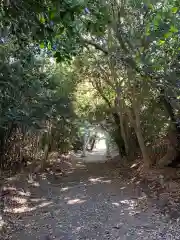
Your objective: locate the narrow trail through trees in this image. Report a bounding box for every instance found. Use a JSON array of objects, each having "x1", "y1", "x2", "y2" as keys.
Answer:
[{"x1": 2, "y1": 150, "x2": 180, "y2": 240}]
